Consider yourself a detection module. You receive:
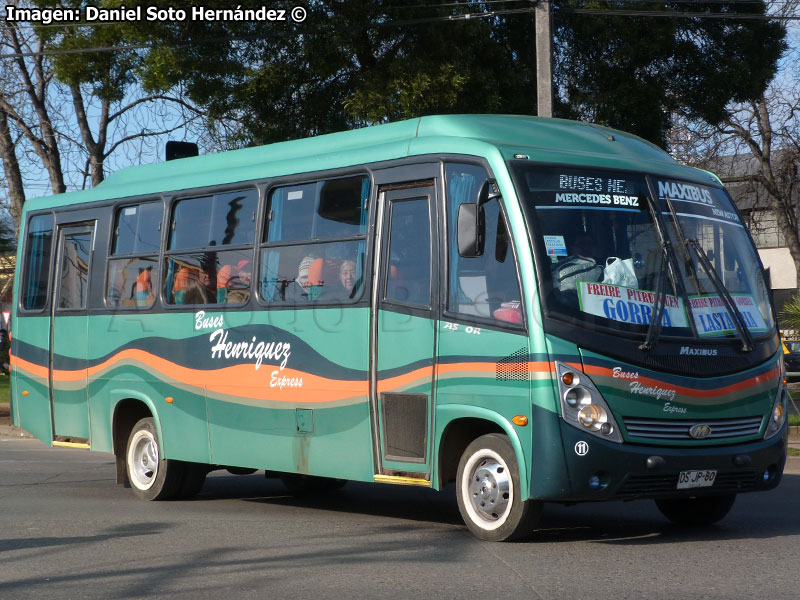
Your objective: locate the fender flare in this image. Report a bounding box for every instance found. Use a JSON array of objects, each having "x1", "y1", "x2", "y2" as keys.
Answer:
[
  {"x1": 109, "y1": 389, "x2": 163, "y2": 455},
  {"x1": 435, "y1": 404, "x2": 529, "y2": 499}
]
